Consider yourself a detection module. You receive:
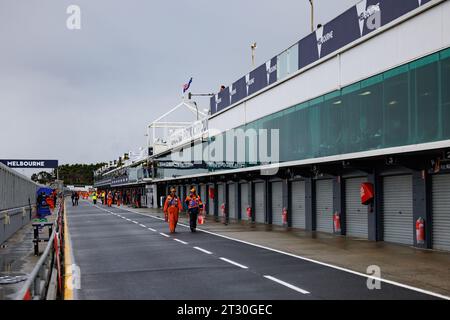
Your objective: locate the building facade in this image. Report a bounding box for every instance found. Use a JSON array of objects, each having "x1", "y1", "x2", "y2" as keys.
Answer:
[{"x1": 99, "y1": 0, "x2": 450, "y2": 252}]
